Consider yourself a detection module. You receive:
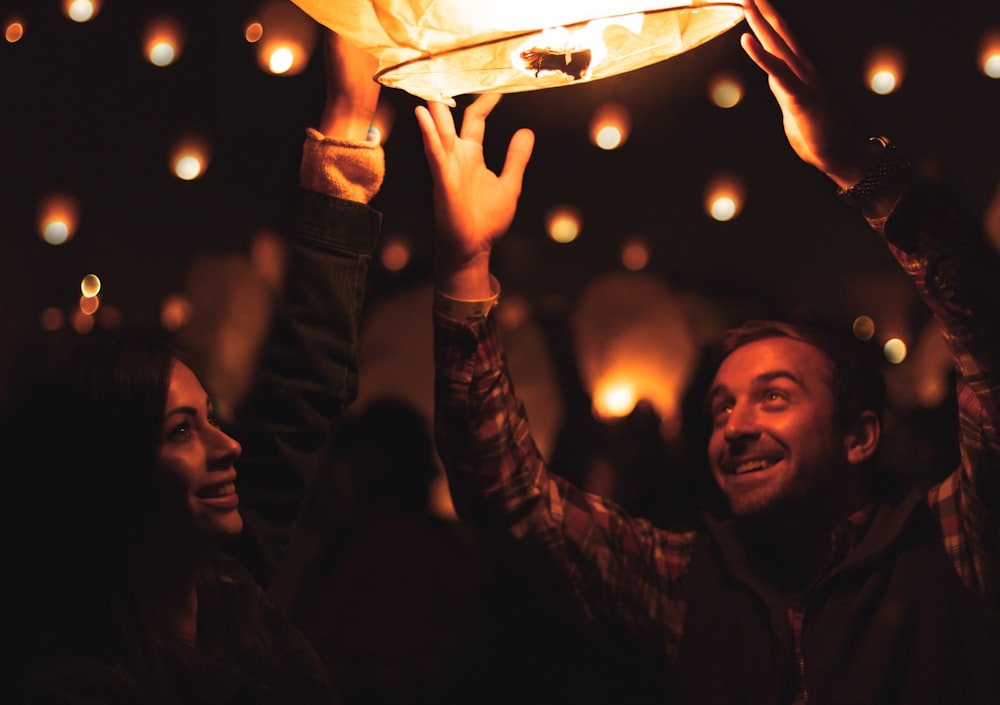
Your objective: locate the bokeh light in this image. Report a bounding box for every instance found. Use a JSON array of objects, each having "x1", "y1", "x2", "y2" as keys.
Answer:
[
  {"x1": 161, "y1": 294, "x2": 193, "y2": 332},
  {"x1": 546, "y1": 205, "x2": 582, "y2": 243},
  {"x1": 589, "y1": 102, "x2": 631, "y2": 151},
  {"x1": 379, "y1": 235, "x2": 411, "y2": 271},
  {"x1": 4, "y1": 18, "x2": 24, "y2": 43},
  {"x1": 883, "y1": 337, "x2": 908, "y2": 364},
  {"x1": 852, "y1": 315, "x2": 875, "y2": 341},
  {"x1": 171, "y1": 136, "x2": 210, "y2": 181},
  {"x1": 245, "y1": 21, "x2": 264, "y2": 43},
  {"x1": 79, "y1": 294, "x2": 99, "y2": 316},
  {"x1": 593, "y1": 381, "x2": 638, "y2": 419},
  {"x1": 80, "y1": 274, "x2": 101, "y2": 298},
  {"x1": 144, "y1": 16, "x2": 184, "y2": 67},
  {"x1": 981, "y1": 29, "x2": 1000, "y2": 78},
  {"x1": 37, "y1": 194, "x2": 80, "y2": 246},
  {"x1": 709, "y1": 71, "x2": 744, "y2": 108},
  {"x1": 254, "y1": 0, "x2": 319, "y2": 77},
  {"x1": 704, "y1": 172, "x2": 745, "y2": 222},
  {"x1": 621, "y1": 235, "x2": 650, "y2": 271},
  {"x1": 63, "y1": 0, "x2": 101, "y2": 23},
  {"x1": 71, "y1": 309, "x2": 95, "y2": 334},
  {"x1": 865, "y1": 46, "x2": 905, "y2": 95}
]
